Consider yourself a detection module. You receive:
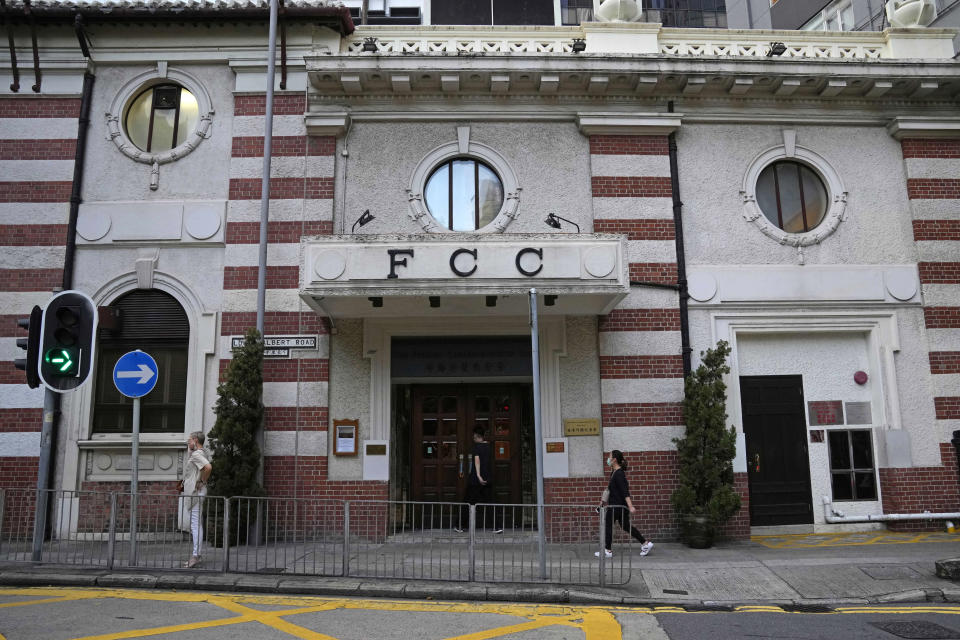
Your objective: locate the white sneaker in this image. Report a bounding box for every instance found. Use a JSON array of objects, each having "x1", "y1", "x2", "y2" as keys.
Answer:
[
  {"x1": 640, "y1": 541, "x2": 653, "y2": 556},
  {"x1": 594, "y1": 549, "x2": 613, "y2": 558}
]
